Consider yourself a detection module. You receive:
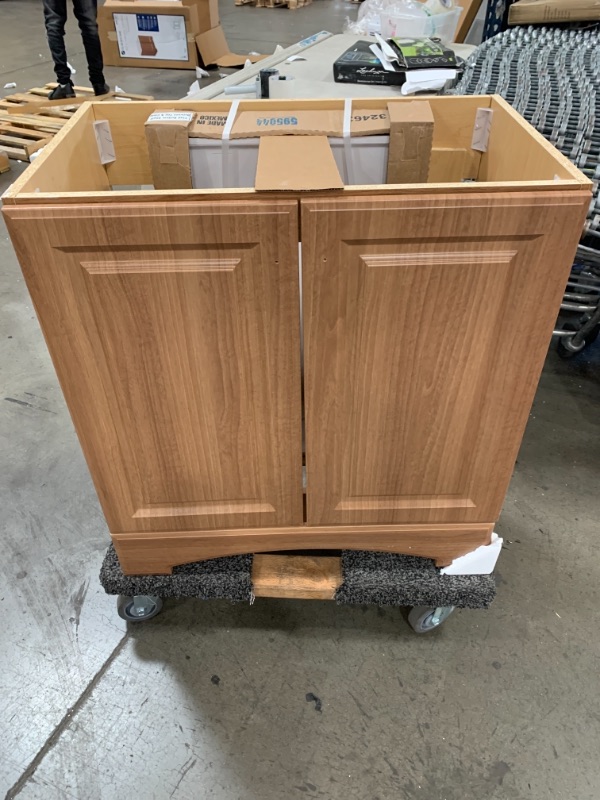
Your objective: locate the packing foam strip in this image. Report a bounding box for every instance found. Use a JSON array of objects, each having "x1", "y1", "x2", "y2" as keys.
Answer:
[
  {"x1": 343, "y1": 98, "x2": 355, "y2": 185},
  {"x1": 221, "y1": 99, "x2": 240, "y2": 188}
]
